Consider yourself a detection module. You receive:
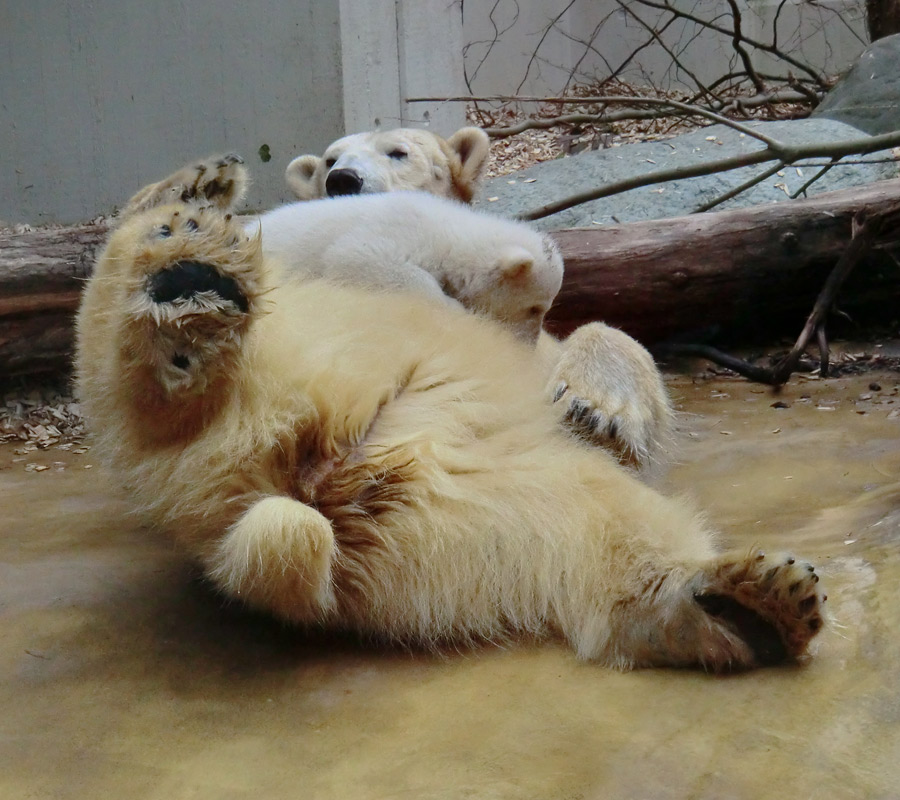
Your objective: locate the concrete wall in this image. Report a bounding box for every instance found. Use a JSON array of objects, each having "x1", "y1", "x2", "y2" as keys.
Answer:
[
  {"x1": 339, "y1": 0, "x2": 465, "y2": 135},
  {"x1": 462, "y1": 0, "x2": 868, "y2": 98},
  {"x1": 0, "y1": 0, "x2": 466, "y2": 224}
]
